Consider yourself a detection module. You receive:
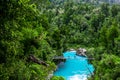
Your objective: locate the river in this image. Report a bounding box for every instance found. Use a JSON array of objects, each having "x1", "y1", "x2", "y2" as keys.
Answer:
[{"x1": 54, "y1": 51, "x2": 94, "y2": 80}]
